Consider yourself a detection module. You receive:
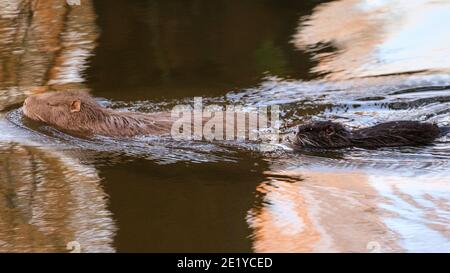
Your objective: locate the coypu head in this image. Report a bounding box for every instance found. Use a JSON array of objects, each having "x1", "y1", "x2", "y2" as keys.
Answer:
[
  {"x1": 293, "y1": 121, "x2": 352, "y2": 149},
  {"x1": 23, "y1": 90, "x2": 105, "y2": 135},
  {"x1": 23, "y1": 90, "x2": 173, "y2": 137}
]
